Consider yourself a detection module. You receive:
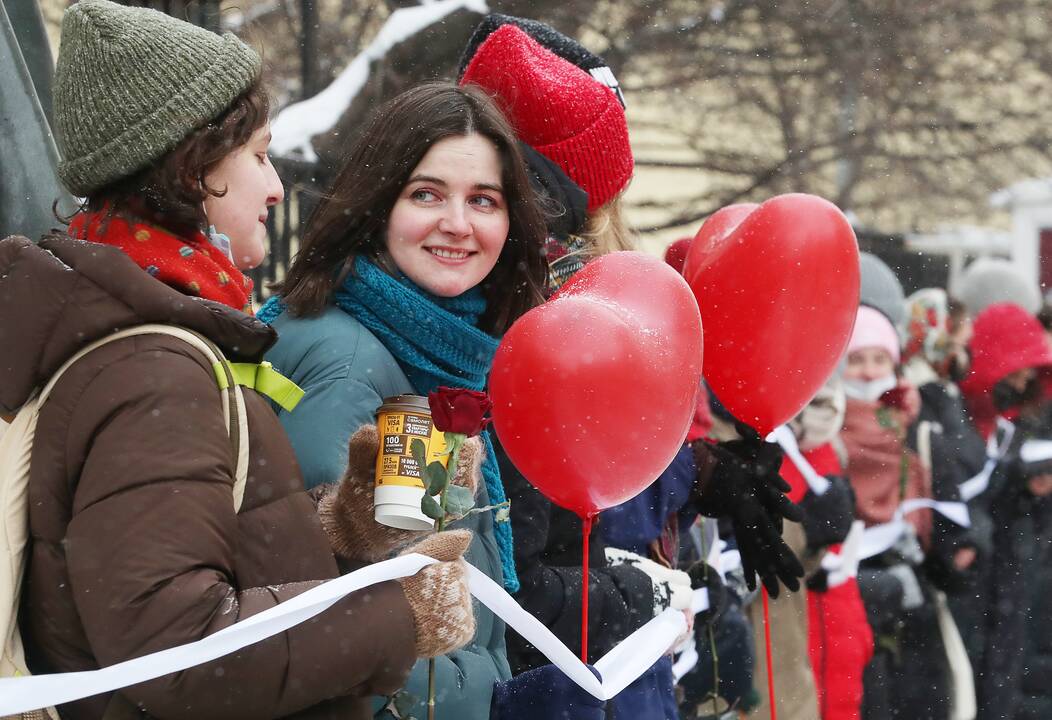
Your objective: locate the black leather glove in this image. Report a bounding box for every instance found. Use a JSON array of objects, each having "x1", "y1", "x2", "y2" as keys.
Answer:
[
  {"x1": 690, "y1": 421, "x2": 804, "y2": 597},
  {"x1": 806, "y1": 566, "x2": 830, "y2": 592},
  {"x1": 799, "y1": 475, "x2": 855, "y2": 551},
  {"x1": 687, "y1": 561, "x2": 729, "y2": 627}
]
